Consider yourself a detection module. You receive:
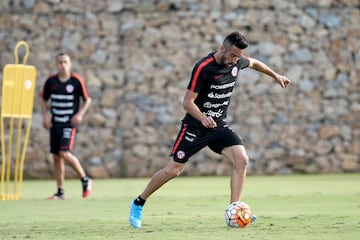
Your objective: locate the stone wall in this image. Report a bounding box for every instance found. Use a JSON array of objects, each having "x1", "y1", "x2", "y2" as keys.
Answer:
[{"x1": 0, "y1": 0, "x2": 359, "y2": 178}]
